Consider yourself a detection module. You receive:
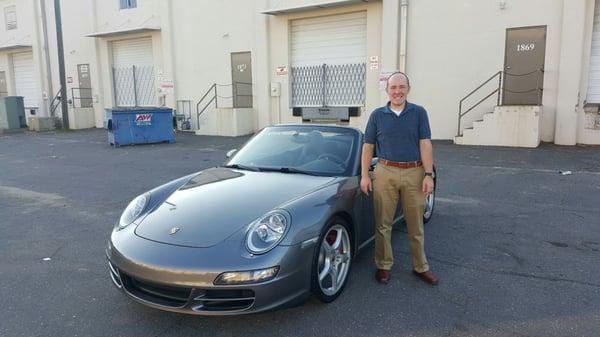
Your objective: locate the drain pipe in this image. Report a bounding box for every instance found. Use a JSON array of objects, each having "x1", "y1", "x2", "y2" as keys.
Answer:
[
  {"x1": 399, "y1": 0, "x2": 408, "y2": 72},
  {"x1": 40, "y1": 0, "x2": 54, "y2": 116}
]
